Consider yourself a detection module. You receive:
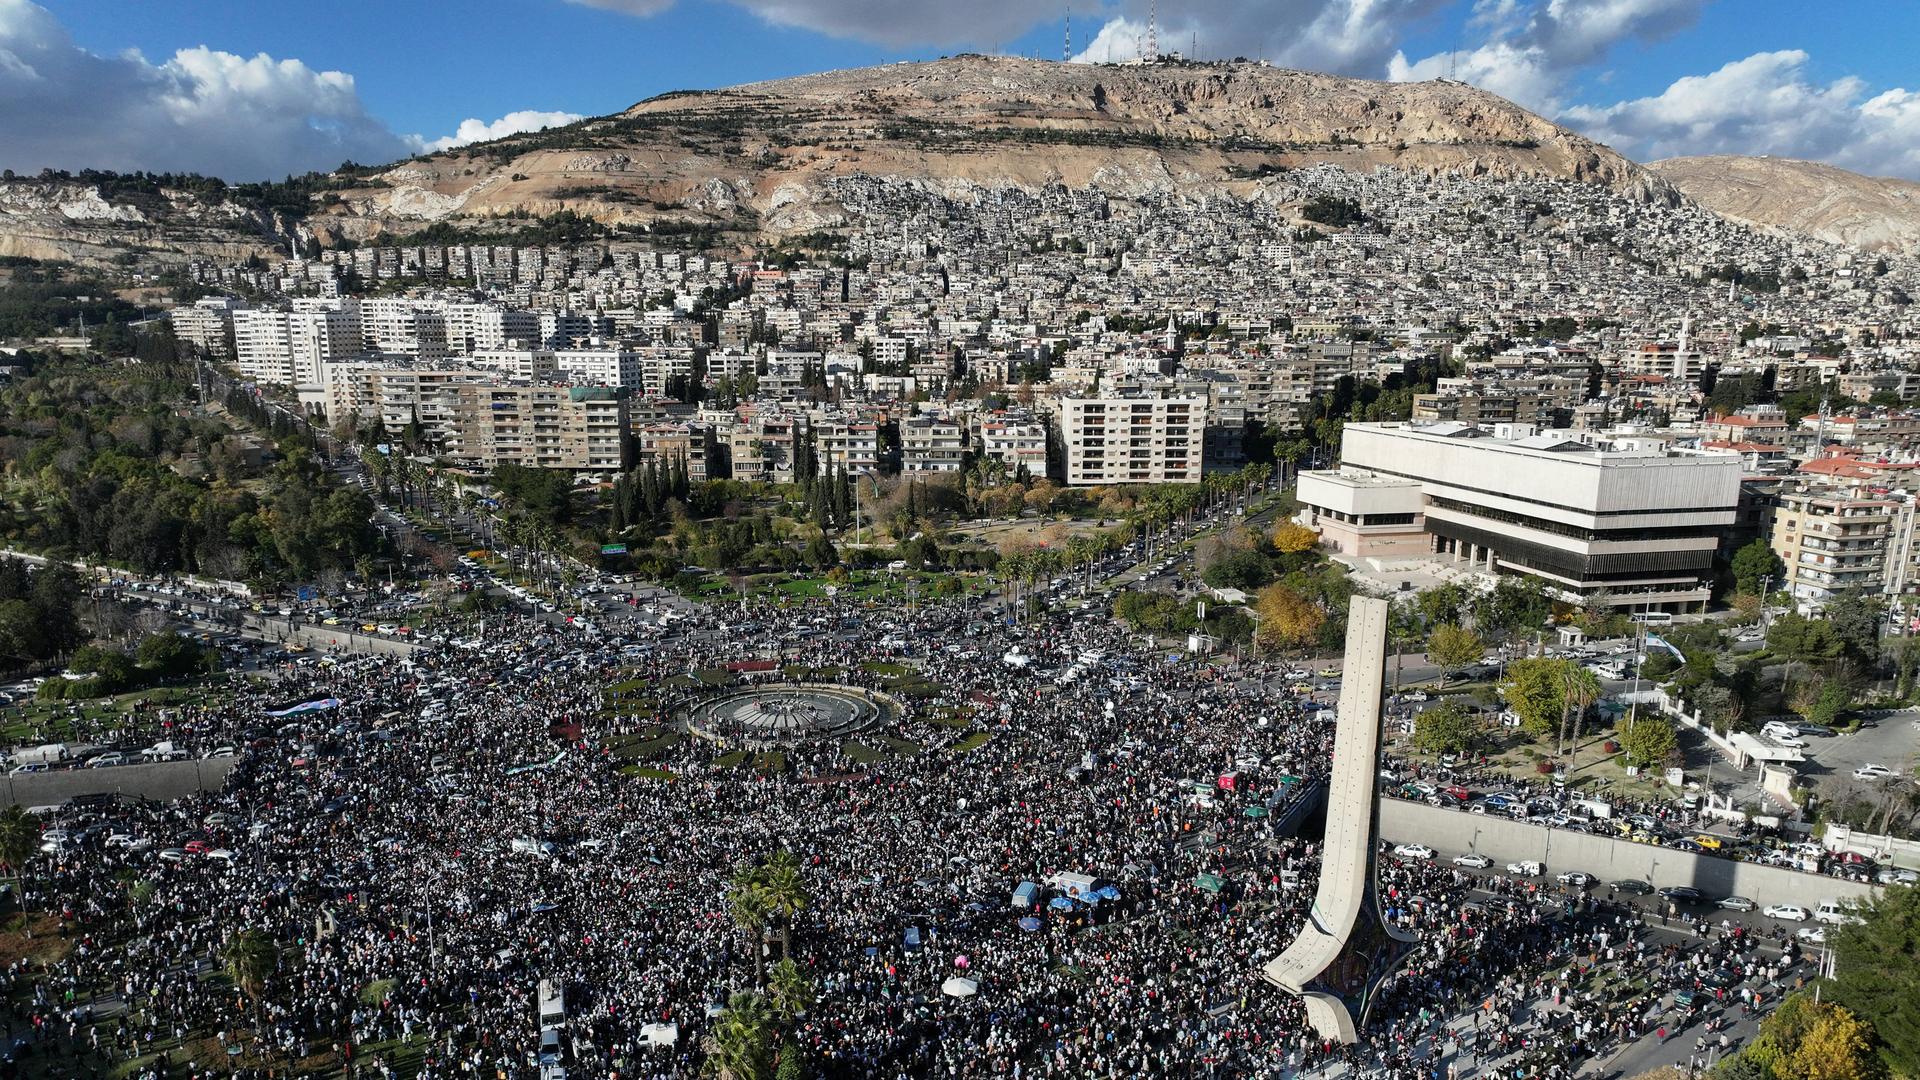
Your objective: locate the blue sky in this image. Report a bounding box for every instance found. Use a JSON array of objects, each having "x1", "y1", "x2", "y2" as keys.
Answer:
[{"x1": 6, "y1": 0, "x2": 1919, "y2": 180}]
